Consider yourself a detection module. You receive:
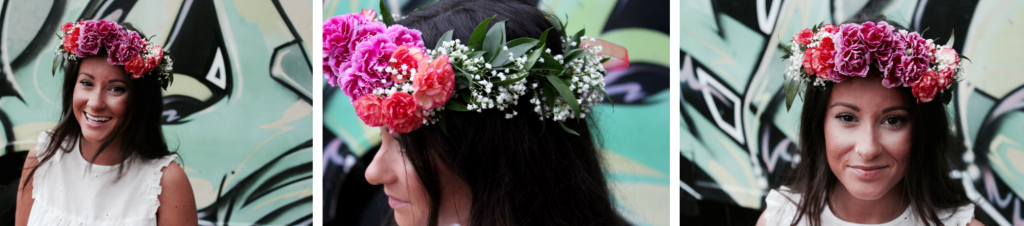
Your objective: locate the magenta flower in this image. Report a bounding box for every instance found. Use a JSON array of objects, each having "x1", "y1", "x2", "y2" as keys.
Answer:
[
  {"x1": 76, "y1": 20, "x2": 120, "y2": 56},
  {"x1": 859, "y1": 21, "x2": 895, "y2": 63},
  {"x1": 834, "y1": 23, "x2": 872, "y2": 78},
  {"x1": 323, "y1": 14, "x2": 368, "y2": 60},
  {"x1": 106, "y1": 30, "x2": 145, "y2": 65},
  {"x1": 349, "y1": 22, "x2": 386, "y2": 59},
  {"x1": 340, "y1": 35, "x2": 397, "y2": 100},
  {"x1": 385, "y1": 25, "x2": 424, "y2": 49}
]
